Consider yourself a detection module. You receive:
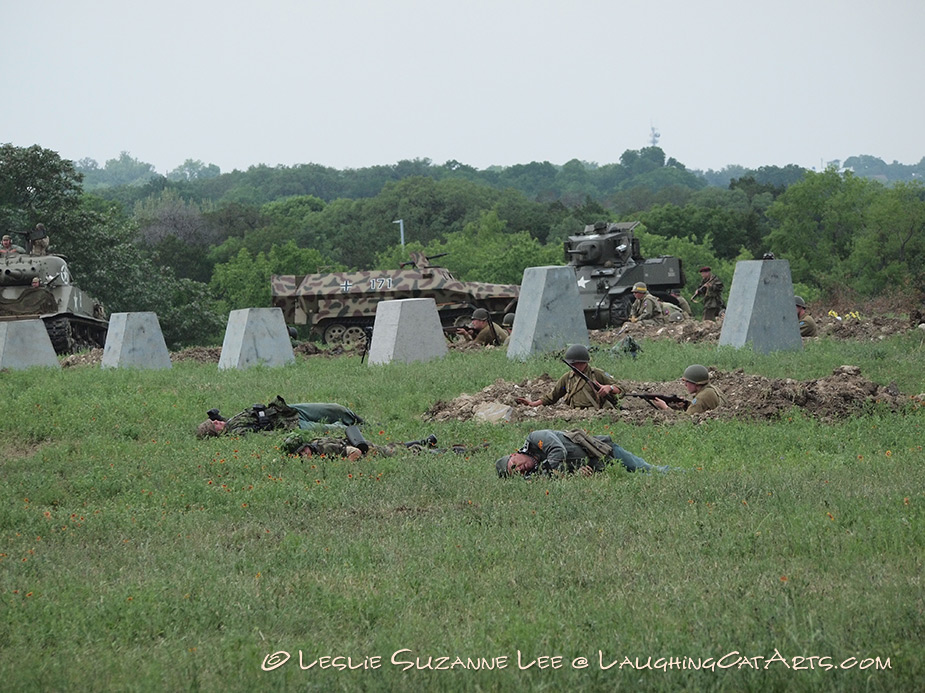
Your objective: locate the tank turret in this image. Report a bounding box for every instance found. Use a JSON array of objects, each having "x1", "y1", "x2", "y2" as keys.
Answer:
[
  {"x1": 0, "y1": 253, "x2": 108, "y2": 353},
  {"x1": 565, "y1": 221, "x2": 685, "y2": 328},
  {"x1": 271, "y1": 252, "x2": 519, "y2": 345}
]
